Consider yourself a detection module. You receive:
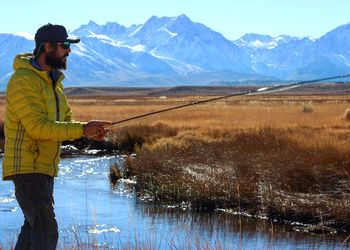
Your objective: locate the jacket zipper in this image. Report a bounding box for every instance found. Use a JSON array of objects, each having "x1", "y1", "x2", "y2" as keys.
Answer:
[
  {"x1": 52, "y1": 82, "x2": 60, "y2": 121},
  {"x1": 51, "y1": 80, "x2": 60, "y2": 176}
]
